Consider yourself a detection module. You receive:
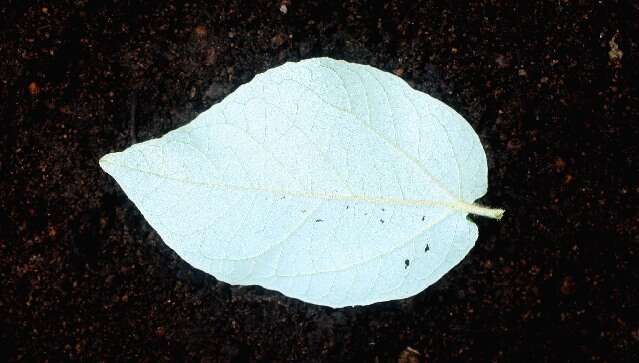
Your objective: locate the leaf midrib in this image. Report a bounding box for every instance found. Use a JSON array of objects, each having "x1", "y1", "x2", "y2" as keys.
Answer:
[{"x1": 100, "y1": 158, "x2": 475, "y2": 212}]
